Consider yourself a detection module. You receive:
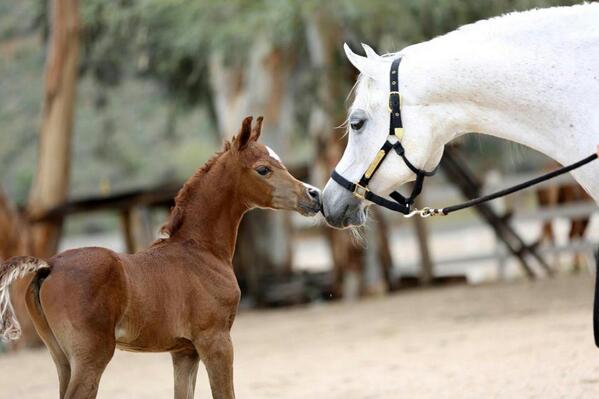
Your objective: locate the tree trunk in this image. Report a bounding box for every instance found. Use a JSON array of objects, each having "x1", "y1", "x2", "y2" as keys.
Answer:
[
  {"x1": 209, "y1": 39, "x2": 296, "y2": 305},
  {"x1": 28, "y1": 0, "x2": 79, "y2": 259},
  {"x1": 304, "y1": 10, "x2": 395, "y2": 299},
  {"x1": 4, "y1": 0, "x2": 80, "y2": 349}
]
